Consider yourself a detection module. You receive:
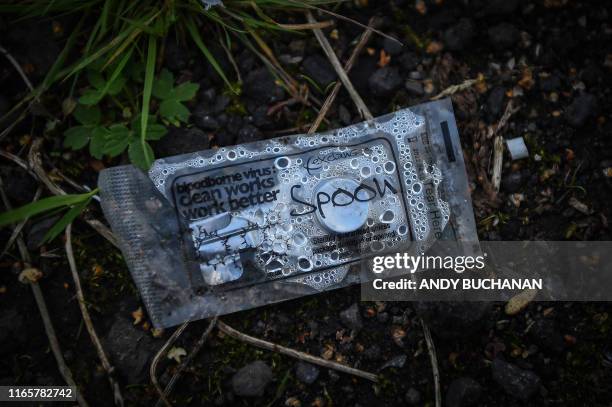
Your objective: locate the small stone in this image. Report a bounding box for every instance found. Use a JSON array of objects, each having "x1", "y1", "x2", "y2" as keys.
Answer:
[
  {"x1": 502, "y1": 172, "x2": 523, "y2": 193},
  {"x1": 405, "y1": 80, "x2": 424, "y2": 96},
  {"x1": 103, "y1": 316, "x2": 158, "y2": 384},
  {"x1": 486, "y1": 86, "x2": 506, "y2": 121},
  {"x1": 398, "y1": 52, "x2": 420, "y2": 71},
  {"x1": 383, "y1": 37, "x2": 403, "y2": 56},
  {"x1": 244, "y1": 68, "x2": 284, "y2": 104},
  {"x1": 340, "y1": 303, "x2": 363, "y2": 332},
  {"x1": 295, "y1": 361, "x2": 319, "y2": 384},
  {"x1": 445, "y1": 377, "x2": 482, "y2": 407},
  {"x1": 368, "y1": 67, "x2": 402, "y2": 97},
  {"x1": 236, "y1": 124, "x2": 262, "y2": 144},
  {"x1": 154, "y1": 127, "x2": 209, "y2": 157},
  {"x1": 232, "y1": 361, "x2": 273, "y2": 397},
  {"x1": 193, "y1": 114, "x2": 219, "y2": 131},
  {"x1": 488, "y1": 23, "x2": 520, "y2": 49},
  {"x1": 405, "y1": 387, "x2": 421, "y2": 405},
  {"x1": 302, "y1": 55, "x2": 336, "y2": 87},
  {"x1": 491, "y1": 358, "x2": 541, "y2": 400},
  {"x1": 565, "y1": 92, "x2": 598, "y2": 128},
  {"x1": 443, "y1": 18, "x2": 475, "y2": 52}
]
